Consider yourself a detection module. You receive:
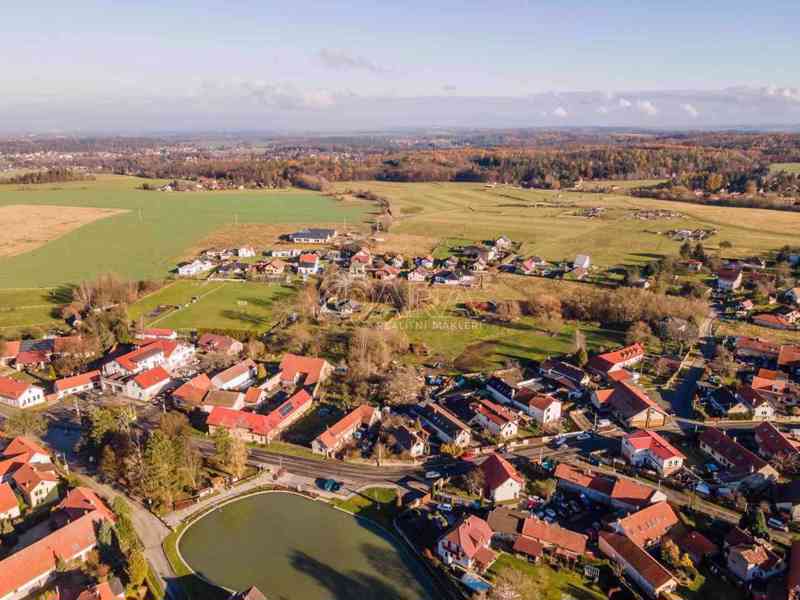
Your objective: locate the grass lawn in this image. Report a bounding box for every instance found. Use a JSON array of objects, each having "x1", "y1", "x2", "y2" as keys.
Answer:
[
  {"x1": 335, "y1": 181, "x2": 800, "y2": 269},
  {"x1": 128, "y1": 280, "x2": 296, "y2": 332},
  {"x1": 394, "y1": 309, "x2": 623, "y2": 371},
  {"x1": 0, "y1": 175, "x2": 367, "y2": 288},
  {"x1": 332, "y1": 487, "x2": 399, "y2": 530},
  {"x1": 0, "y1": 288, "x2": 67, "y2": 333},
  {"x1": 487, "y1": 553, "x2": 605, "y2": 600},
  {"x1": 256, "y1": 440, "x2": 326, "y2": 461},
  {"x1": 679, "y1": 570, "x2": 747, "y2": 600}
]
